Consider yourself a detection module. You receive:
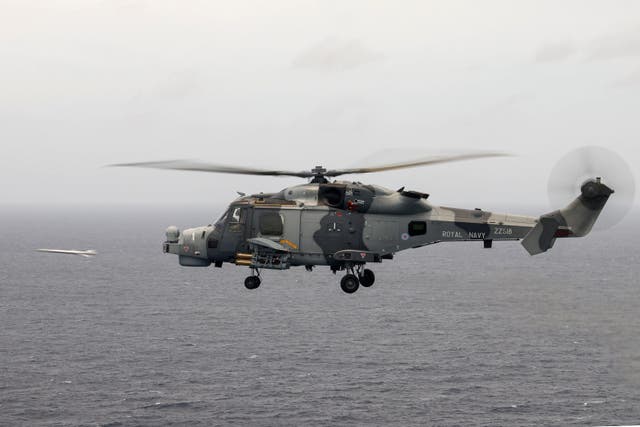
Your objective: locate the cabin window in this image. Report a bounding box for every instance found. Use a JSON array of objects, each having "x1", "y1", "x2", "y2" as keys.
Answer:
[
  {"x1": 408, "y1": 221, "x2": 427, "y2": 236},
  {"x1": 259, "y1": 211, "x2": 284, "y2": 236}
]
